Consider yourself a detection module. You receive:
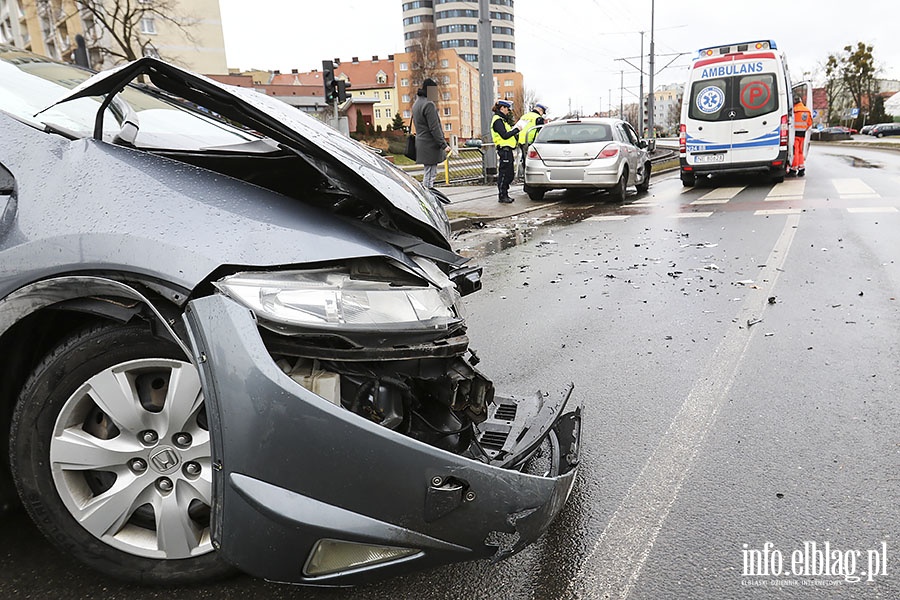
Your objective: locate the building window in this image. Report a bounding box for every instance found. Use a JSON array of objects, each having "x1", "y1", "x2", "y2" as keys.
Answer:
[
  {"x1": 403, "y1": 110, "x2": 411, "y2": 118},
  {"x1": 400, "y1": 62, "x2": 408, "y2": 71},
  {"x1": 401, "y1": 78, "x2": 408, "y2": 87},
  {"x1": 504, "y1": 79, "x2": 514, "y2": 86},
  {"x1": 443, "y1": 107, "x2": 451, "y2": 116},
  {"x1": 441, "y1": 75, "x2": 450, "y2": 84},
  {"x1": 376, "y1": 70, "x2": 387, "y2": 84},
  {"x1": 386, "y1": 109, "x2": 392, "y2": 117},
  {"x1": 140, "y1": 17, "x2": 157, "y2": 34},
  {"x1": 384, "y1": 91, "x2": 391, "y2": 100},
  {"x1": 442, "y1": 92, "x2": 451, "y2": 101},
  {"x1": 375, "y1": 109, "x2": 381, "y2": 119},
  {"x1": 374, "y1": 91, "x2": 380, "y2": 99},
  {"x1": 505, "y1": 91, "x2": 514, "y2": 99},
  {"x1": 444, "y1": 123, "x2": 452, "y2": 131},
  {"x1": 402, "y1": 94, "x2": 410, "y2": 102},
  {"x1": 440, "y1": 59, "x2": 449, "y2": 68}
]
